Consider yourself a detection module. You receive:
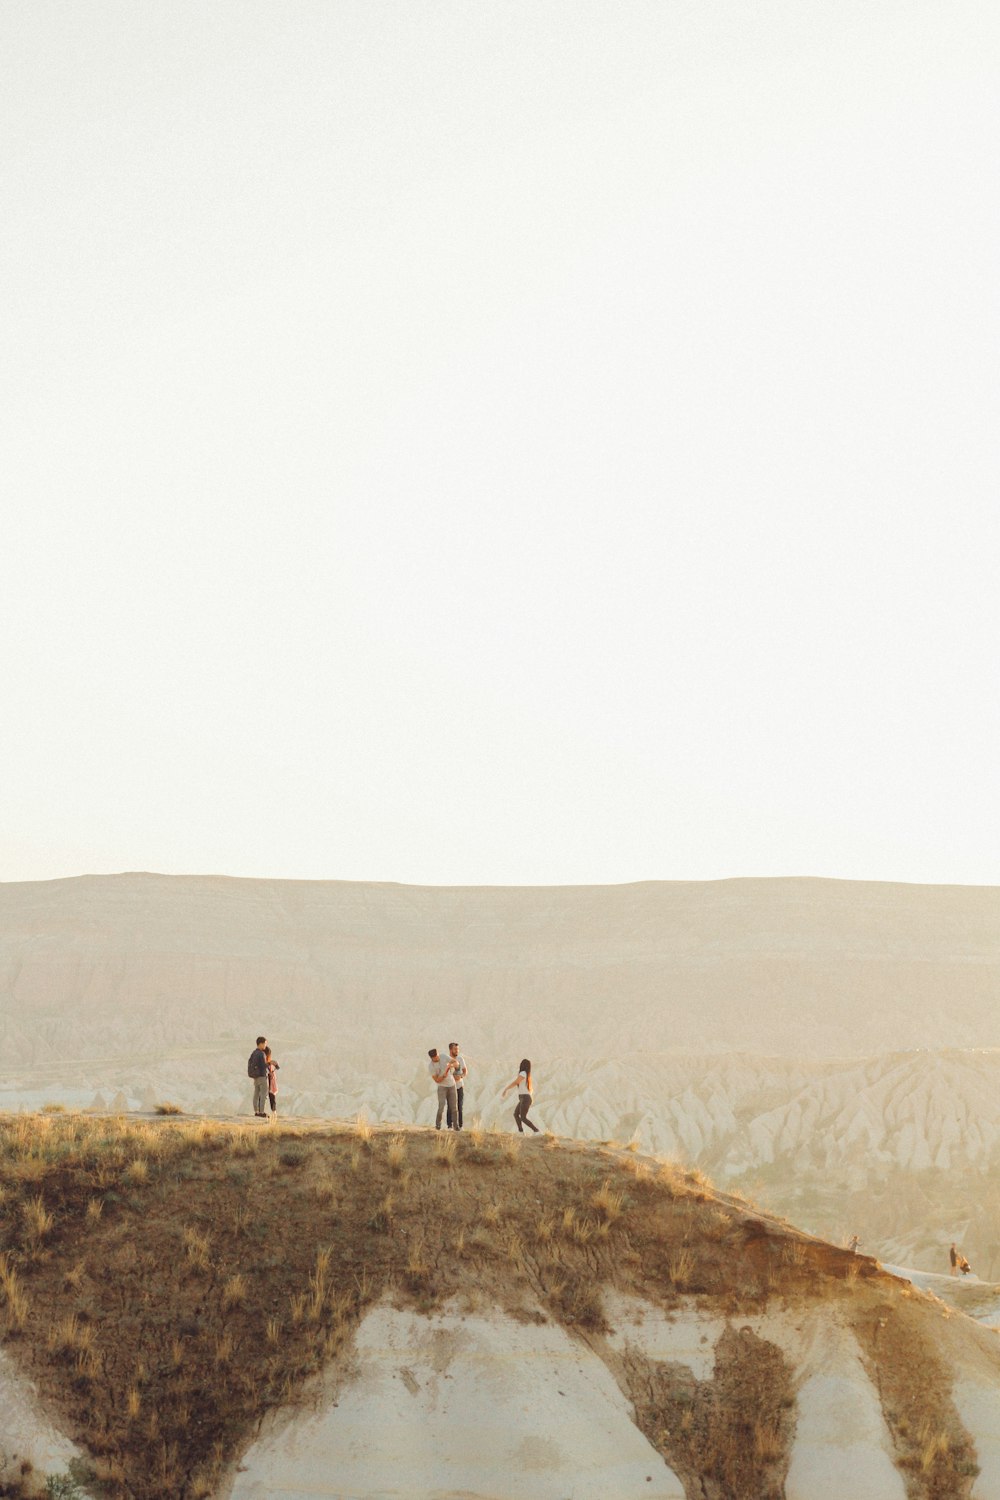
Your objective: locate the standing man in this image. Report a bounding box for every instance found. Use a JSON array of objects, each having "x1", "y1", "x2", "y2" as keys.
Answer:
[
  {"x1": 248, "y1": 1036, "x2": 268, "y2": 1118},
  {"x1": 448, "y1": 1041, "x2": 469, "y2": 1131},
  {"x1": 428, "y1": 1047, "x2": 458, "y2": 1131}
]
